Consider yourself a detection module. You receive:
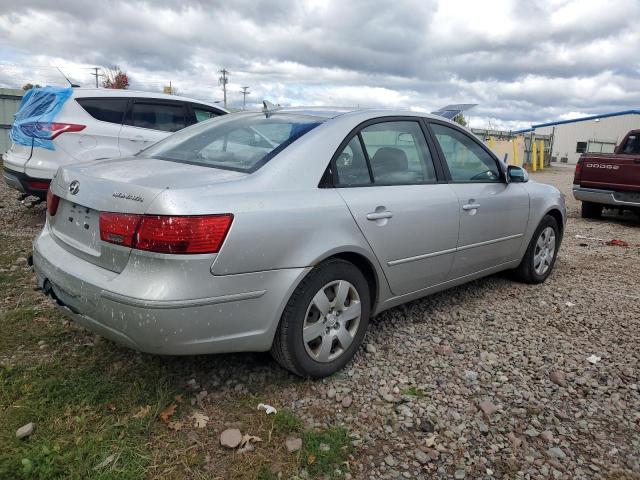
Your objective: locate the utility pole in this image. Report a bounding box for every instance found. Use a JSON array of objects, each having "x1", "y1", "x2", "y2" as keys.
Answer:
[
  {"x1": 240, "y1": 86, "x2": 250, "y2": 110},
  {"x1": 90, "y1": 67, "x2": 101, "y2": 88},
  {"x1": 218, "y1": 69, "x2": 229, "y2": 108}
]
